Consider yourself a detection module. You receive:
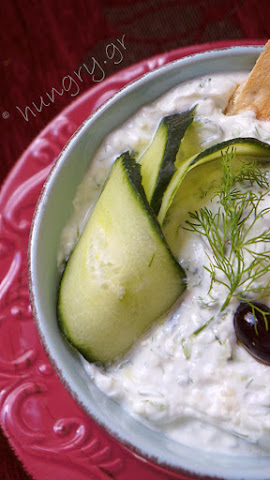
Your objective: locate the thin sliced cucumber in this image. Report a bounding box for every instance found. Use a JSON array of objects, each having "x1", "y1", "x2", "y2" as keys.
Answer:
[
  {"x1": 158, "y1": 137, "x2": 270, "y2": 224},
  {"x1": 58, "y1": 152, "x2": 186, "y2": 365},
  {"x1": 140, "y1": 108, "x2": 195, "y2": 214}
]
